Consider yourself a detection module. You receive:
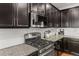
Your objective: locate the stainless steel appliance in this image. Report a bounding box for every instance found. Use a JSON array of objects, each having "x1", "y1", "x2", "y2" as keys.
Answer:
[{"x1": 24, "y1": 32, "x2": 56, "y2": 56}]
